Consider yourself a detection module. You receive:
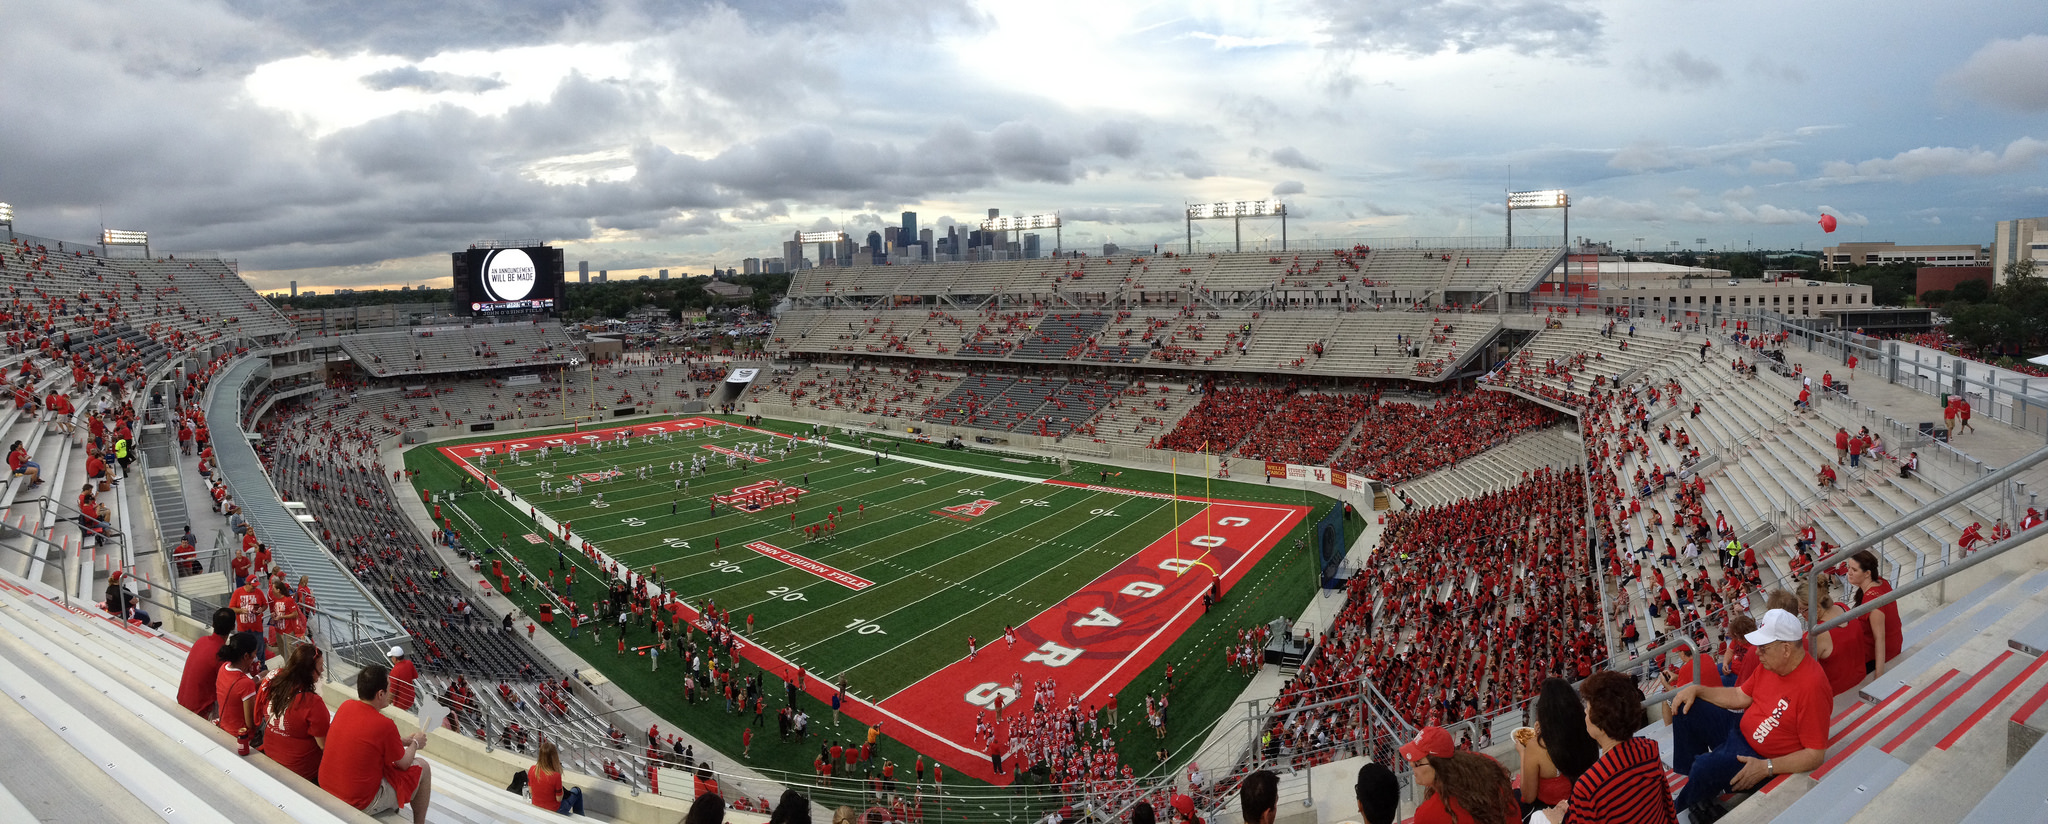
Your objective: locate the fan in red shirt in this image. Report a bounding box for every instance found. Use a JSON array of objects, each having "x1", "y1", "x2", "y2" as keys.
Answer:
[
  {"x1": 229, "y1": 577, "x2": 269, "y2": 644},
  {"x1": 269, "y1": 579, "x2": 304, "y2": 658},
  {"x1": 214, "y1": 632, "x2": 263, "y2": 754},
  {"x1": 386, "y1": 647, "x2": 419, "y2": 711},
  {"x1": 260, "y1": 644, "x2": 332, "y2": 782},
  {"x1": 1668, "y1": 608, "x2": 1830, "y2": 819},
  {"x1": 1845, "y1": 550, "x2": 1903, "y2": 677},
  {"x1": 177, "y1": 608, "x2": 236, "y2": 717},
  {"x1": 1401, "y1": 726, "x2": 1517, "y2": 824},
  {"x1": 319, "y1": 663, "x2": 433, "y2": 820}
]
